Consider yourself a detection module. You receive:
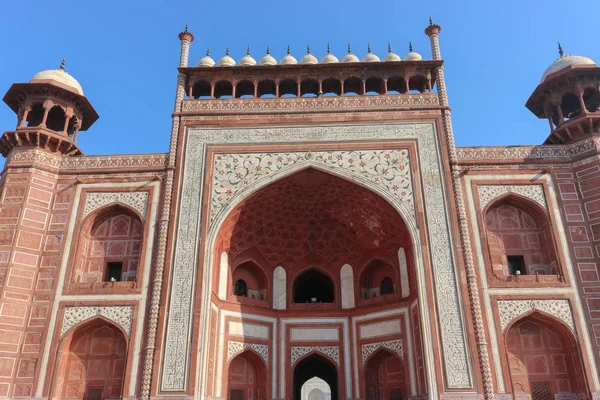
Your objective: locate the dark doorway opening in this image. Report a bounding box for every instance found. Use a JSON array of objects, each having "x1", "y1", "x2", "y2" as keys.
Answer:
[
  {"x1": 293, "y1": 354, "x2": 338, "y2": 400},
  {"x1": 293, "y1": 269, "x2": 334, "y2": 303}
]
